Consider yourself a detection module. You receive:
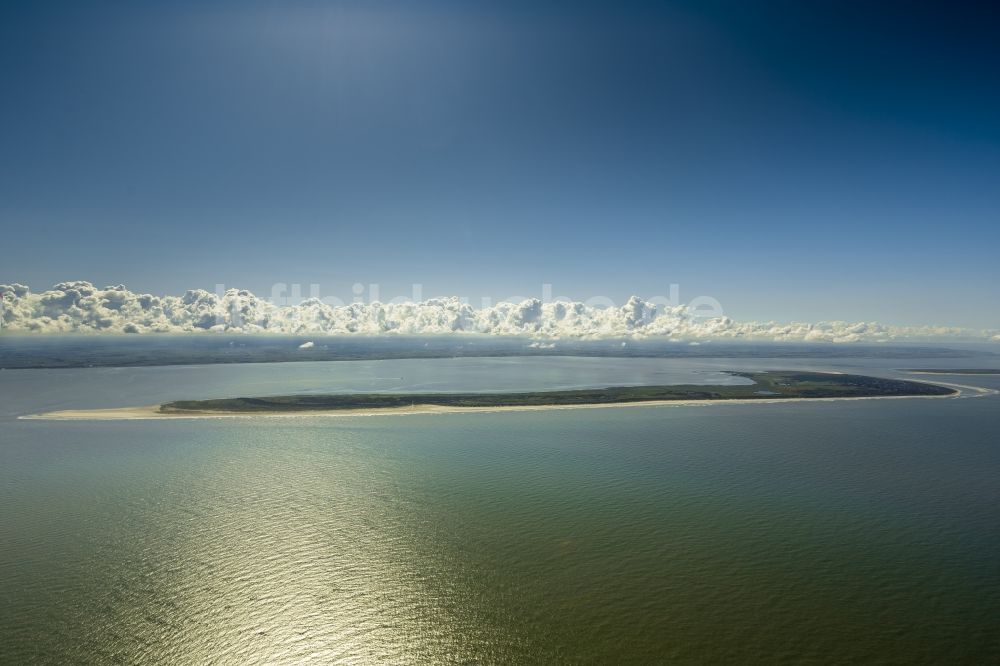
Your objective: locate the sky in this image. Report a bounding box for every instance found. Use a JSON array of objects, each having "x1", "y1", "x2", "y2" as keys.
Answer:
[{"x1": 1, "y1": 0, "x2": 998, "y2": 328}]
